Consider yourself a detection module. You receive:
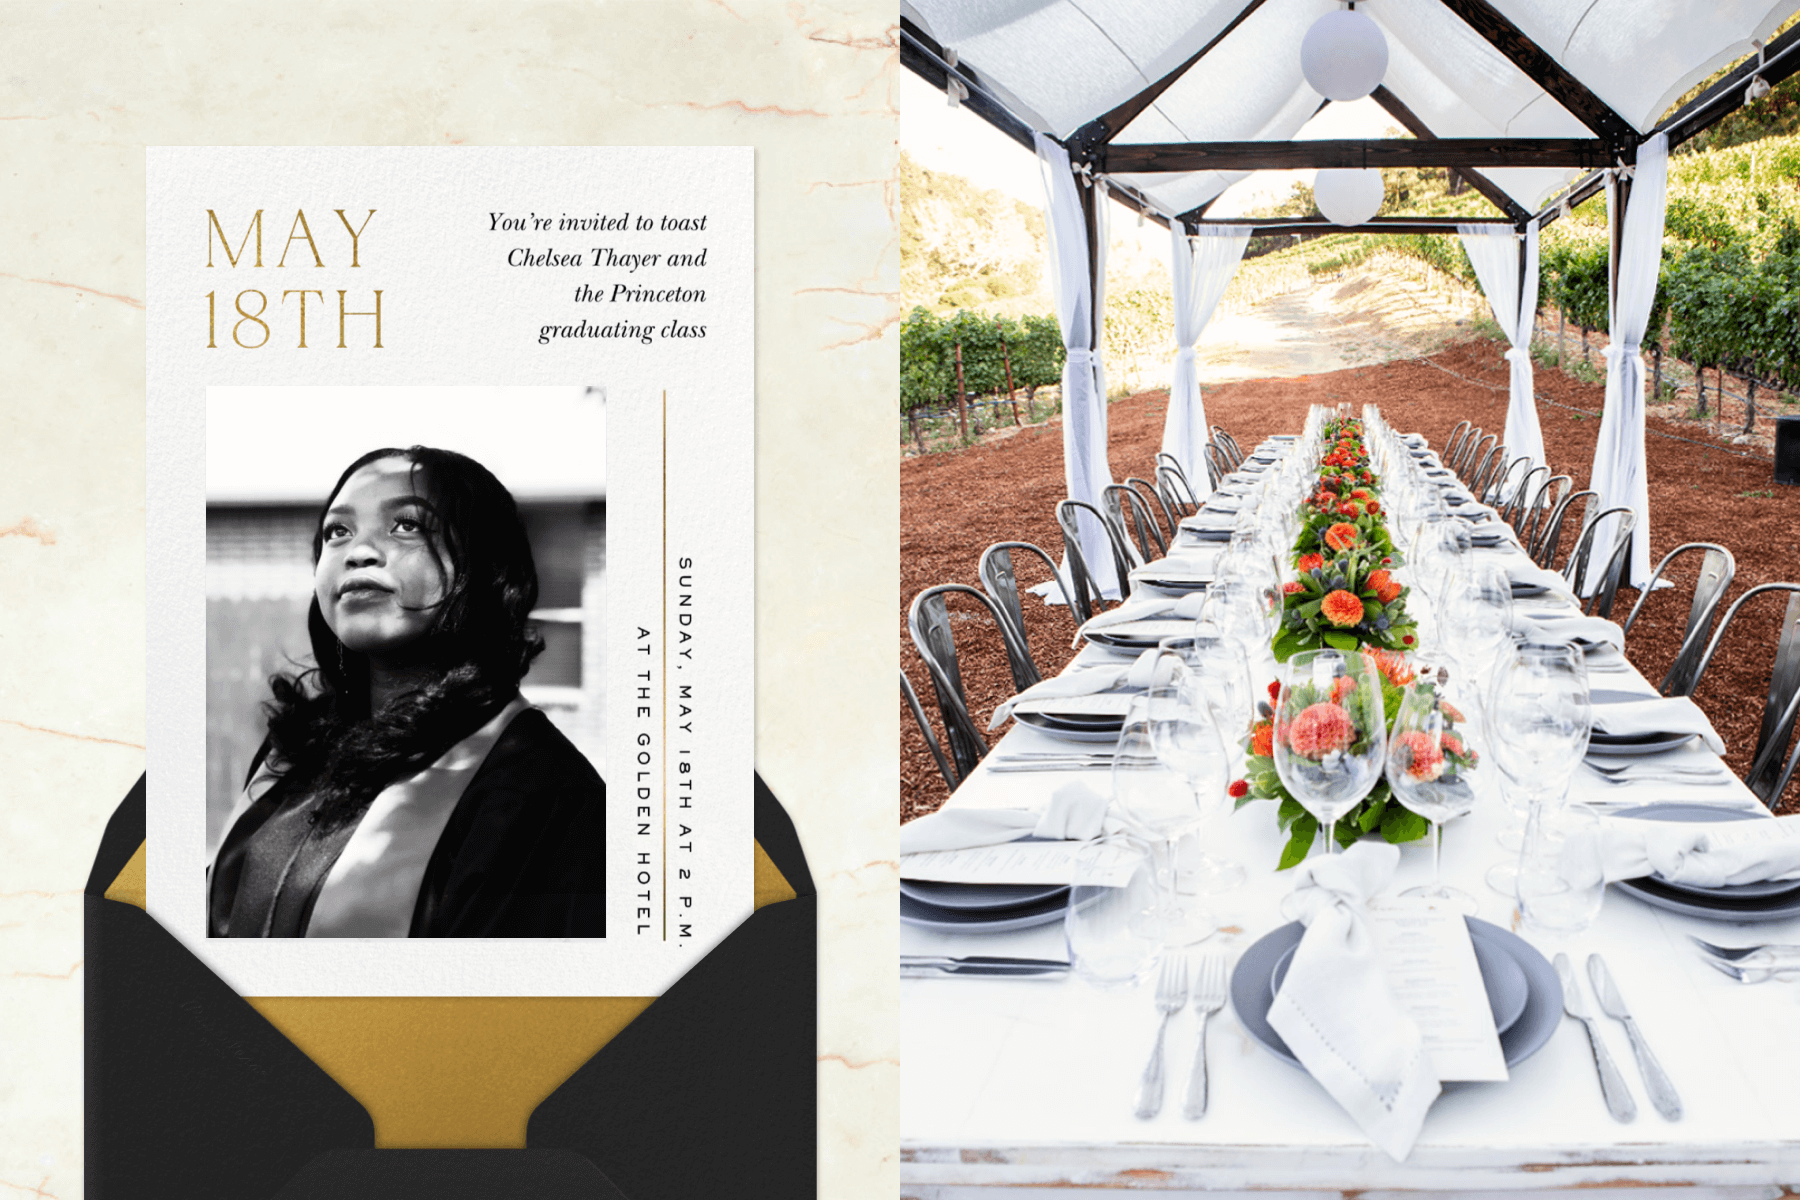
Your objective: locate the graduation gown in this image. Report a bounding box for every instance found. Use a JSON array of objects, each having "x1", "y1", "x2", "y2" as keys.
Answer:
[{"x1": 209, "y1": 698, "x2": 606, "y2": 938}]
